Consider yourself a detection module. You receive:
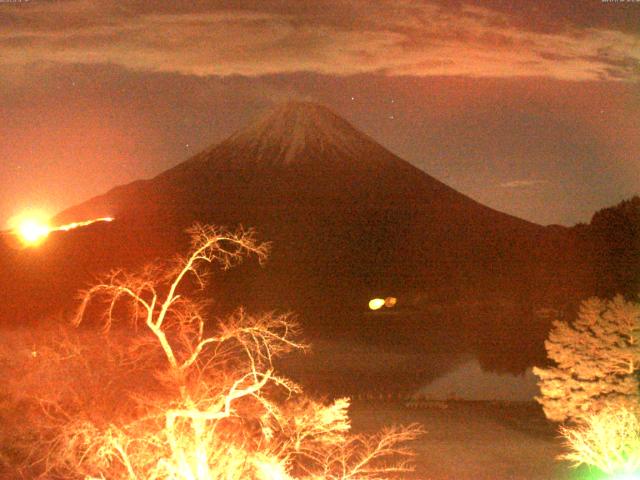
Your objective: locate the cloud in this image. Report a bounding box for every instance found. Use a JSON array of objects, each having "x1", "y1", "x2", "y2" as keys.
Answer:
[
  {"x1": 0, "y1": 0, "x2": 638, "y2": 81},
  {"x1": 499, "y1": 179, "x2": 549, "y2": 188}
]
